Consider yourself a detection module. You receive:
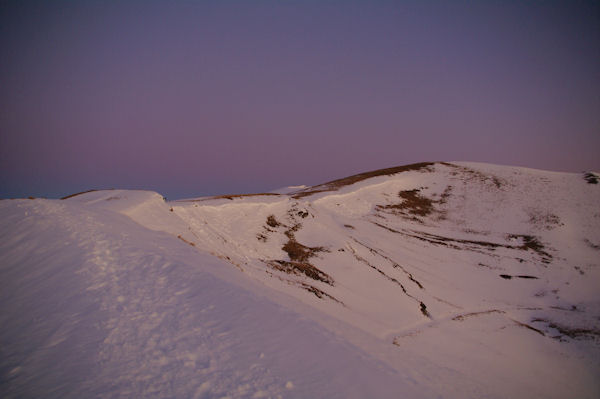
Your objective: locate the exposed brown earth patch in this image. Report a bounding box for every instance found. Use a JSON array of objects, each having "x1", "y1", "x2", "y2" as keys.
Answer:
[
  {"x1": 282, "y1": 240, "x2": 326, "y2": 263},
  {"x1": 584, "y1": 238, "x2": 600, "y2": 250},
  {"x1": 260, "y1": 205, "x2": 333, "y2": 286},
  {"x1": 583, "y1": 172, "x2": 599, "y2": 184},
  {"x1": 372, "y1": 222, "x2": 552, "y2": 263},
  {"x1": 347, "y1": 244, "x2": 409, "y2": 293},
  {"x1": 532, "y1": 318, "x2": 600, "y2": 341},
  {"x1": 257, "y1": 215, "x2": 285, "y2": 242},
  {"x1": 452, "y1": 309, "x2": 506, "y2": 321},
  {"x1": 527, "y1": 210, "x2": 563, "y2": 230},
  {"x1": 184, "y1": 193, "x2": 281, "y2": 202},
  {"x1": 268, "y1": 260, "x2": 334, "y2": 286},
  {"x1": 511, "y1": 319, "x2": 546, "y2": 336},
  {"x1": 210, "y1": 193, "x2": 281, "y2": 200},
  {"x1": 350, "y1": 239, "x2": 424, "y2": 290},
  {"x1": 441, "y1": 162, "x2": 505, "y2": 189},
  {"x1": 376, "y1": 189, "x2": 434, "y2": 221},
  {"x1": 452, "y1": 311, "x2": 545, "y2": 337},
  {"x1": 438, "y1": 185, "x2": 452, "y2": 204},
  {"x1": 508, "y1": 234, "x2": 552, "y2": 261},
  {"x1": 499, "y1": 274, "x2": 539, "y2": 280},
  {"x1": 347, "y1": 241, "x2": 429, "y2": 317},
  {"x1": 61, "y1": 189, "x2": 101, "y2": 200},
  {"x1": 293, "y1": 162, "x2": 435, "y2": 199},
  {"x1": 376, "y1": 185, "x2": 453, "y2": 223},
  {"x1": 266, "y1": 215, "x2": 282, "y2": 228},
  {"x1": 177, "y1": 235, "x2": 196, "y2": 247},
  {"x1": 397, "y1": 189, "x2": 434, "y2": 216},
  {"x1": 300, "y1": 283, "x2": 342, "y2": 303}
]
